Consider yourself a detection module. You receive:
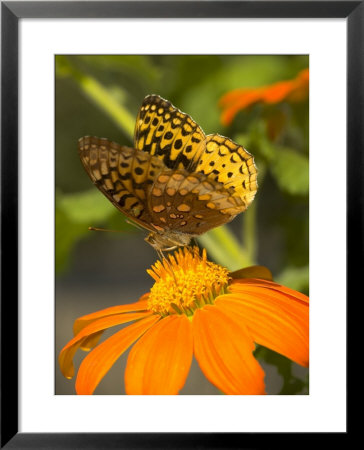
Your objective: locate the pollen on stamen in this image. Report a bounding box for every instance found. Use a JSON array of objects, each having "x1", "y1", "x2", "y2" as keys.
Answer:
[{"x1": 147, "y1": 247, "x2": 230, "y2": 316}]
